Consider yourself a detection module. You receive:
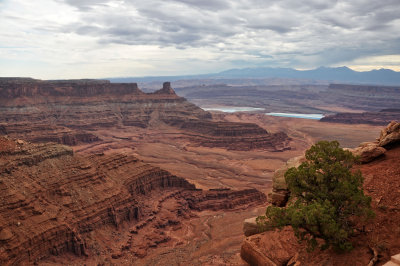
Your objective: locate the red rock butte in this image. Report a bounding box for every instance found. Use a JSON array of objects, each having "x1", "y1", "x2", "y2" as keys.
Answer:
[{"x1": 0, "y1": 78, "x2": 291, "y2": 151}]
